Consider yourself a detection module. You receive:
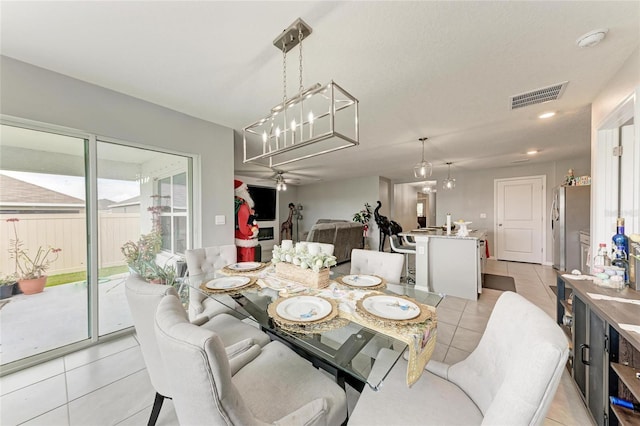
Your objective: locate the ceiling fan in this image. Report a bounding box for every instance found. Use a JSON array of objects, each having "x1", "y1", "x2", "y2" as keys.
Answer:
[
  {"x1": 272, "y1": 171, "x2": 293, "y2": 191},
  {"x1": 240, "y1": 167, "x2": 321, "y2": 188}
]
